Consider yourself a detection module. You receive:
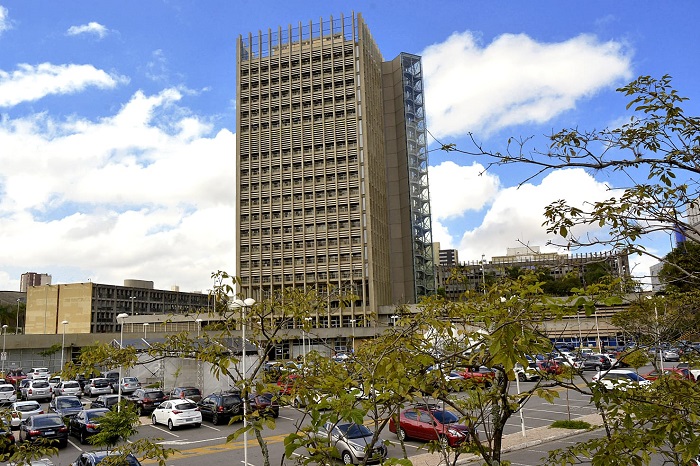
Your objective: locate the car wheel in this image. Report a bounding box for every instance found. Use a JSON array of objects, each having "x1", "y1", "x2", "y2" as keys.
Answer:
[
  {"x1": 438, "y1": 435, "x2": 449, "y2": 448},
  {"x1": 151, "y1": 415, "x2": 157, "y2": 425},
  {"x1": 230, "y1": 404, "x2": 241, "y2": 414},
  {"x1": 194, "y1": 423, "x2": 201, "y2": 428},
  {"x1": 212, "y1": 413, "x2": 220, "y2": 425},
  {"x1": 595, "y1": 365, "x2": 602, "y2": 371},
  {"x1": 168, "y1": 419, "x2": 174, "y2": 431},
  {"x1": 397, "y1": 427, "x2": 406, "y2": 441},
  {"x1": 58, "y1": 440, "x2": 67, "y2": 449},
  {"x1": 80, "y1": 430, "x2": 88, "y2": 444},
  {"x1": 342, "y1": 451, "x2": 354, "y2": 465},
  {"x1": 518, "y1": 372, "x2": 525, "y2": 382},
  {"x1": 137, "y1": 405, "x2": 144, "y2": 416}
]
